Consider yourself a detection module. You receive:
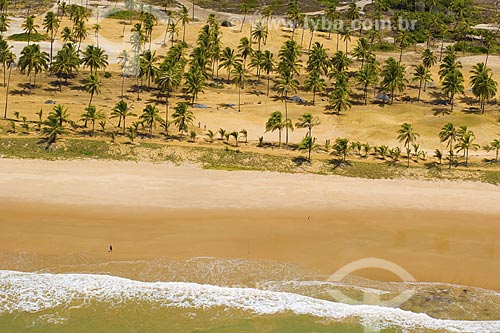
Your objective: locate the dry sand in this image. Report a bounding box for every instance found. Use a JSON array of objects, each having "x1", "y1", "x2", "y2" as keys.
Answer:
[{"x1": 0, "y1": 158, "x2": 499, "y2": 289}]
